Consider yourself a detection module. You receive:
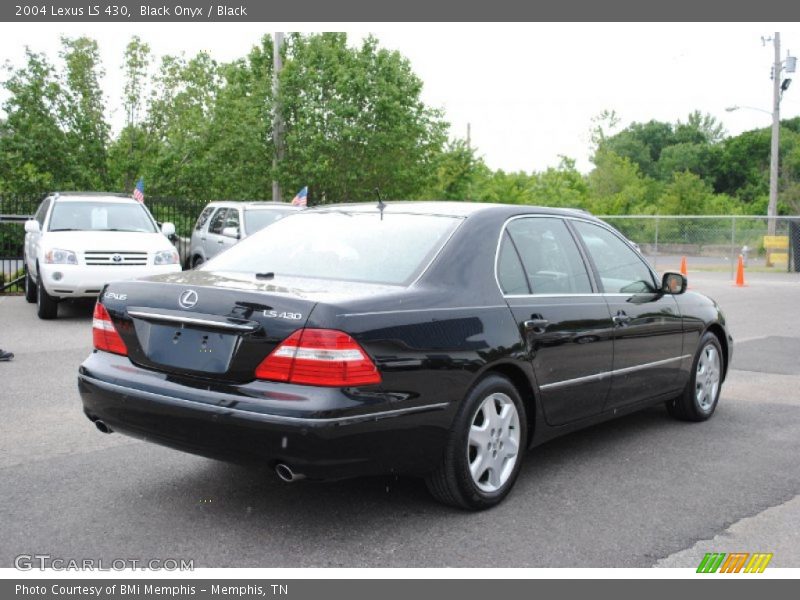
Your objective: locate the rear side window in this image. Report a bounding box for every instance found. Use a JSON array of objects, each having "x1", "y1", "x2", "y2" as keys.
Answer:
[
  {"x1": 206, "y1": 211, "x2": 462, "y2": 286},
  {"x1": 208, "y1": 208, "x2": 228, "y2": 234},
  {"x1": 572, "y1": 221, "x2": 656, "y2": 293},
  {"x1": 505, "y1": 217, "x2": 592, "y2": 294},
  {"x1": 195, "y1": 207, "x2": 216, "y2": 231},
  {"x1": 497, "y1": 231, "x2": 530, "y2": 295}
]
